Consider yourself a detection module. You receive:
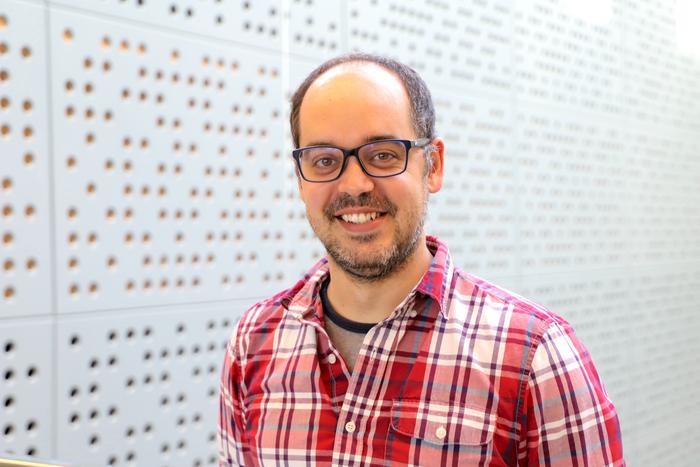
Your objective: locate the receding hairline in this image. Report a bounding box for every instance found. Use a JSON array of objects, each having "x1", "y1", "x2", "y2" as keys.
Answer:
[
  {"x1": 297, "y1": 61, "x2": 414, "y2": 146},
  {"x1": 290, "y1": 53, "x2": 436, "y2": 149},
  {"x1": 305, "y1": 60, "x2": 408, "y2": 92}
]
